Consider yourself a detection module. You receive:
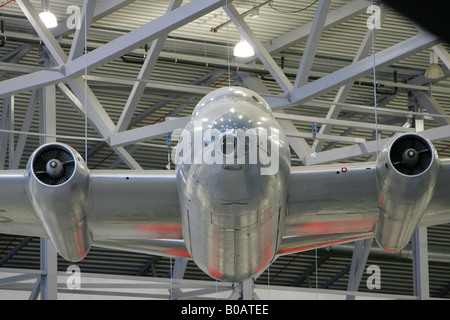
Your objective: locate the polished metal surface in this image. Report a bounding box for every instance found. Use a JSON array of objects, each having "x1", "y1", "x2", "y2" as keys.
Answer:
[
  {"x1": 176, "y1": 87, "x2": 291, "y2": 282},
  {"x1": 374, "y1": 134, "x2": 440, "y2": 252},
  {"x1": 24, "y1": 143, "x2": 92, "y2": 262},
  {"x1": 0, "y1": 88, "x2": 450, "y2": 284}
]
